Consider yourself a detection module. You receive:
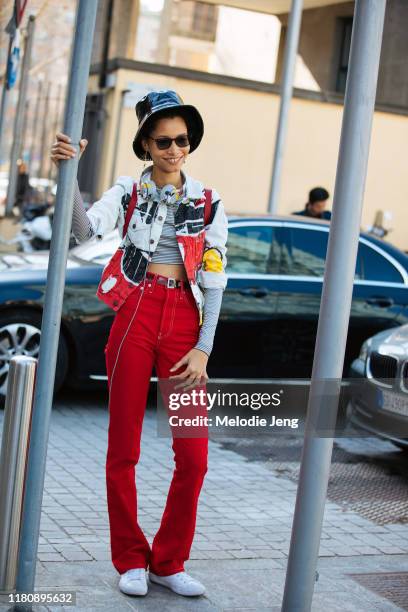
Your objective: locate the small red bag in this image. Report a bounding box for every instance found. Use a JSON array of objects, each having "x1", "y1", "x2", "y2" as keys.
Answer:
[{"x1": 96, "y1": 182, "x2": 139, "y2": 311}]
